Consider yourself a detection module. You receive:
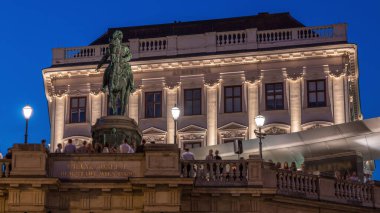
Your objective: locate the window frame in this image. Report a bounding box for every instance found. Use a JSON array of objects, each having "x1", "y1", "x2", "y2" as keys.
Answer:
[
  {"x1": 184, "y1": 88, "x2": 202, "y2": 116},
  {"x1": 69, "y1": 96, "x2": 87, "y2": 123},
  {"x1": 265, "y1": 82, "x2": 284, "y2": 111},
  {"x1": 144, "y1": 91, "x2": 162, "y2": 118},
  {"x1": 224, "y1": 85, "x2": 242, "y2": 113},
  {"x1": 307, "y1": 79, "x2": 327, "y2": 108}
]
